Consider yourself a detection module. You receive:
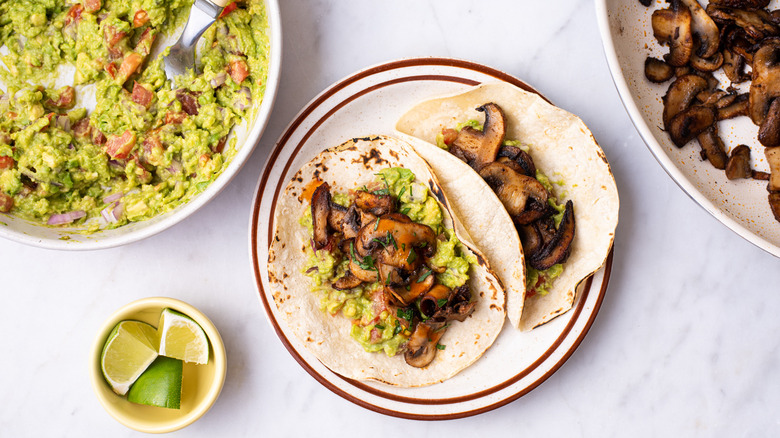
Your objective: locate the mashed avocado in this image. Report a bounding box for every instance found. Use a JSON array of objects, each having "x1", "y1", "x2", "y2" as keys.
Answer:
[
  {"x1": 301, "y1": 169, "x2": 473, "y2": 356},
  {"x1": 0, "y1": 0, "x2": 270, "y2": 229}
]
